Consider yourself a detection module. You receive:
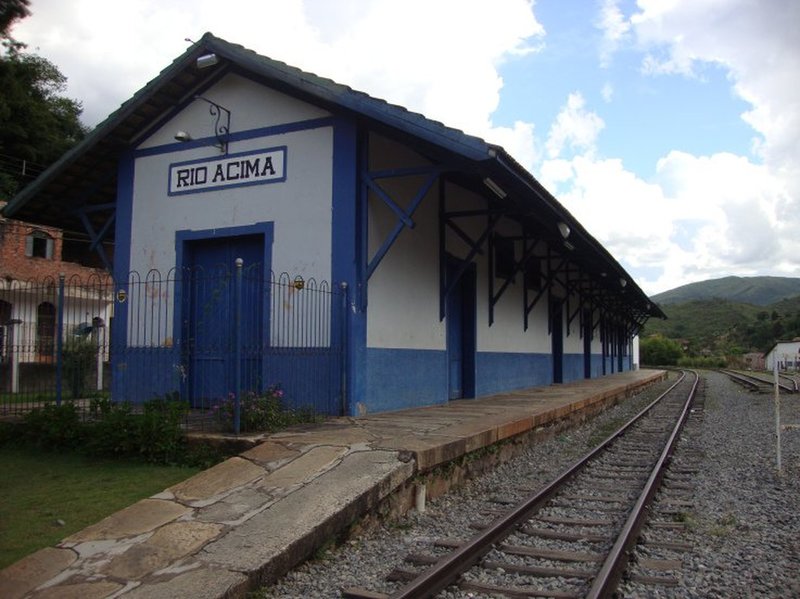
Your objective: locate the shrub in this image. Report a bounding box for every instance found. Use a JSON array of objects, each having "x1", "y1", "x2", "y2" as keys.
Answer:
[
  {"x1": 213, "y1": 385, "x2": 317, "y2": 433},
  {"x1": 137, "y1": 394, "x2": 189, "y2": 464},
  {"x1": 62, "y1": 336, "x2": 97, "y2": 399},
  {"x1": 677, "y1": 356, "x2": 727, "y2": 368},
  {"x1": 86, "y1": 399, "x2": 138, "y2": 457},
  {"x1": 22, "y1": 402, "x2": 84, "y2": 449},
  {"x1": 21, "y1": 394, "x2": 191, "y2": 465}
]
